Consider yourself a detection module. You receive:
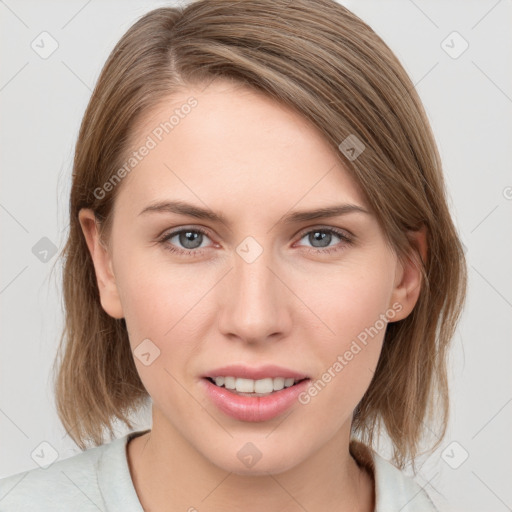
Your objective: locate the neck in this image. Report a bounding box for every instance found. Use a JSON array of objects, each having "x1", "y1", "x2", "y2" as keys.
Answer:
[{"x1": 127, "y1": 410, "x2": 374, "y2": 512}]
